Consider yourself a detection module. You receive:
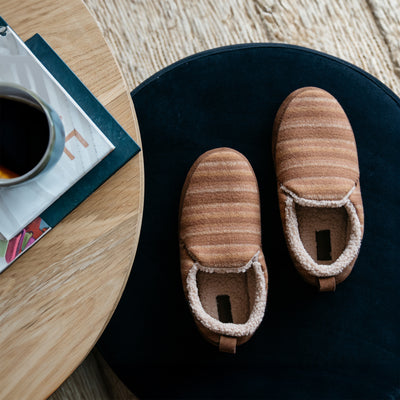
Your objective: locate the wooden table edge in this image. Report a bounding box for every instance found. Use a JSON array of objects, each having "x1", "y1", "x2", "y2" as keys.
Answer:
[{"x1": 0, "y1": 1, "x2": 145, "y2": 398}]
